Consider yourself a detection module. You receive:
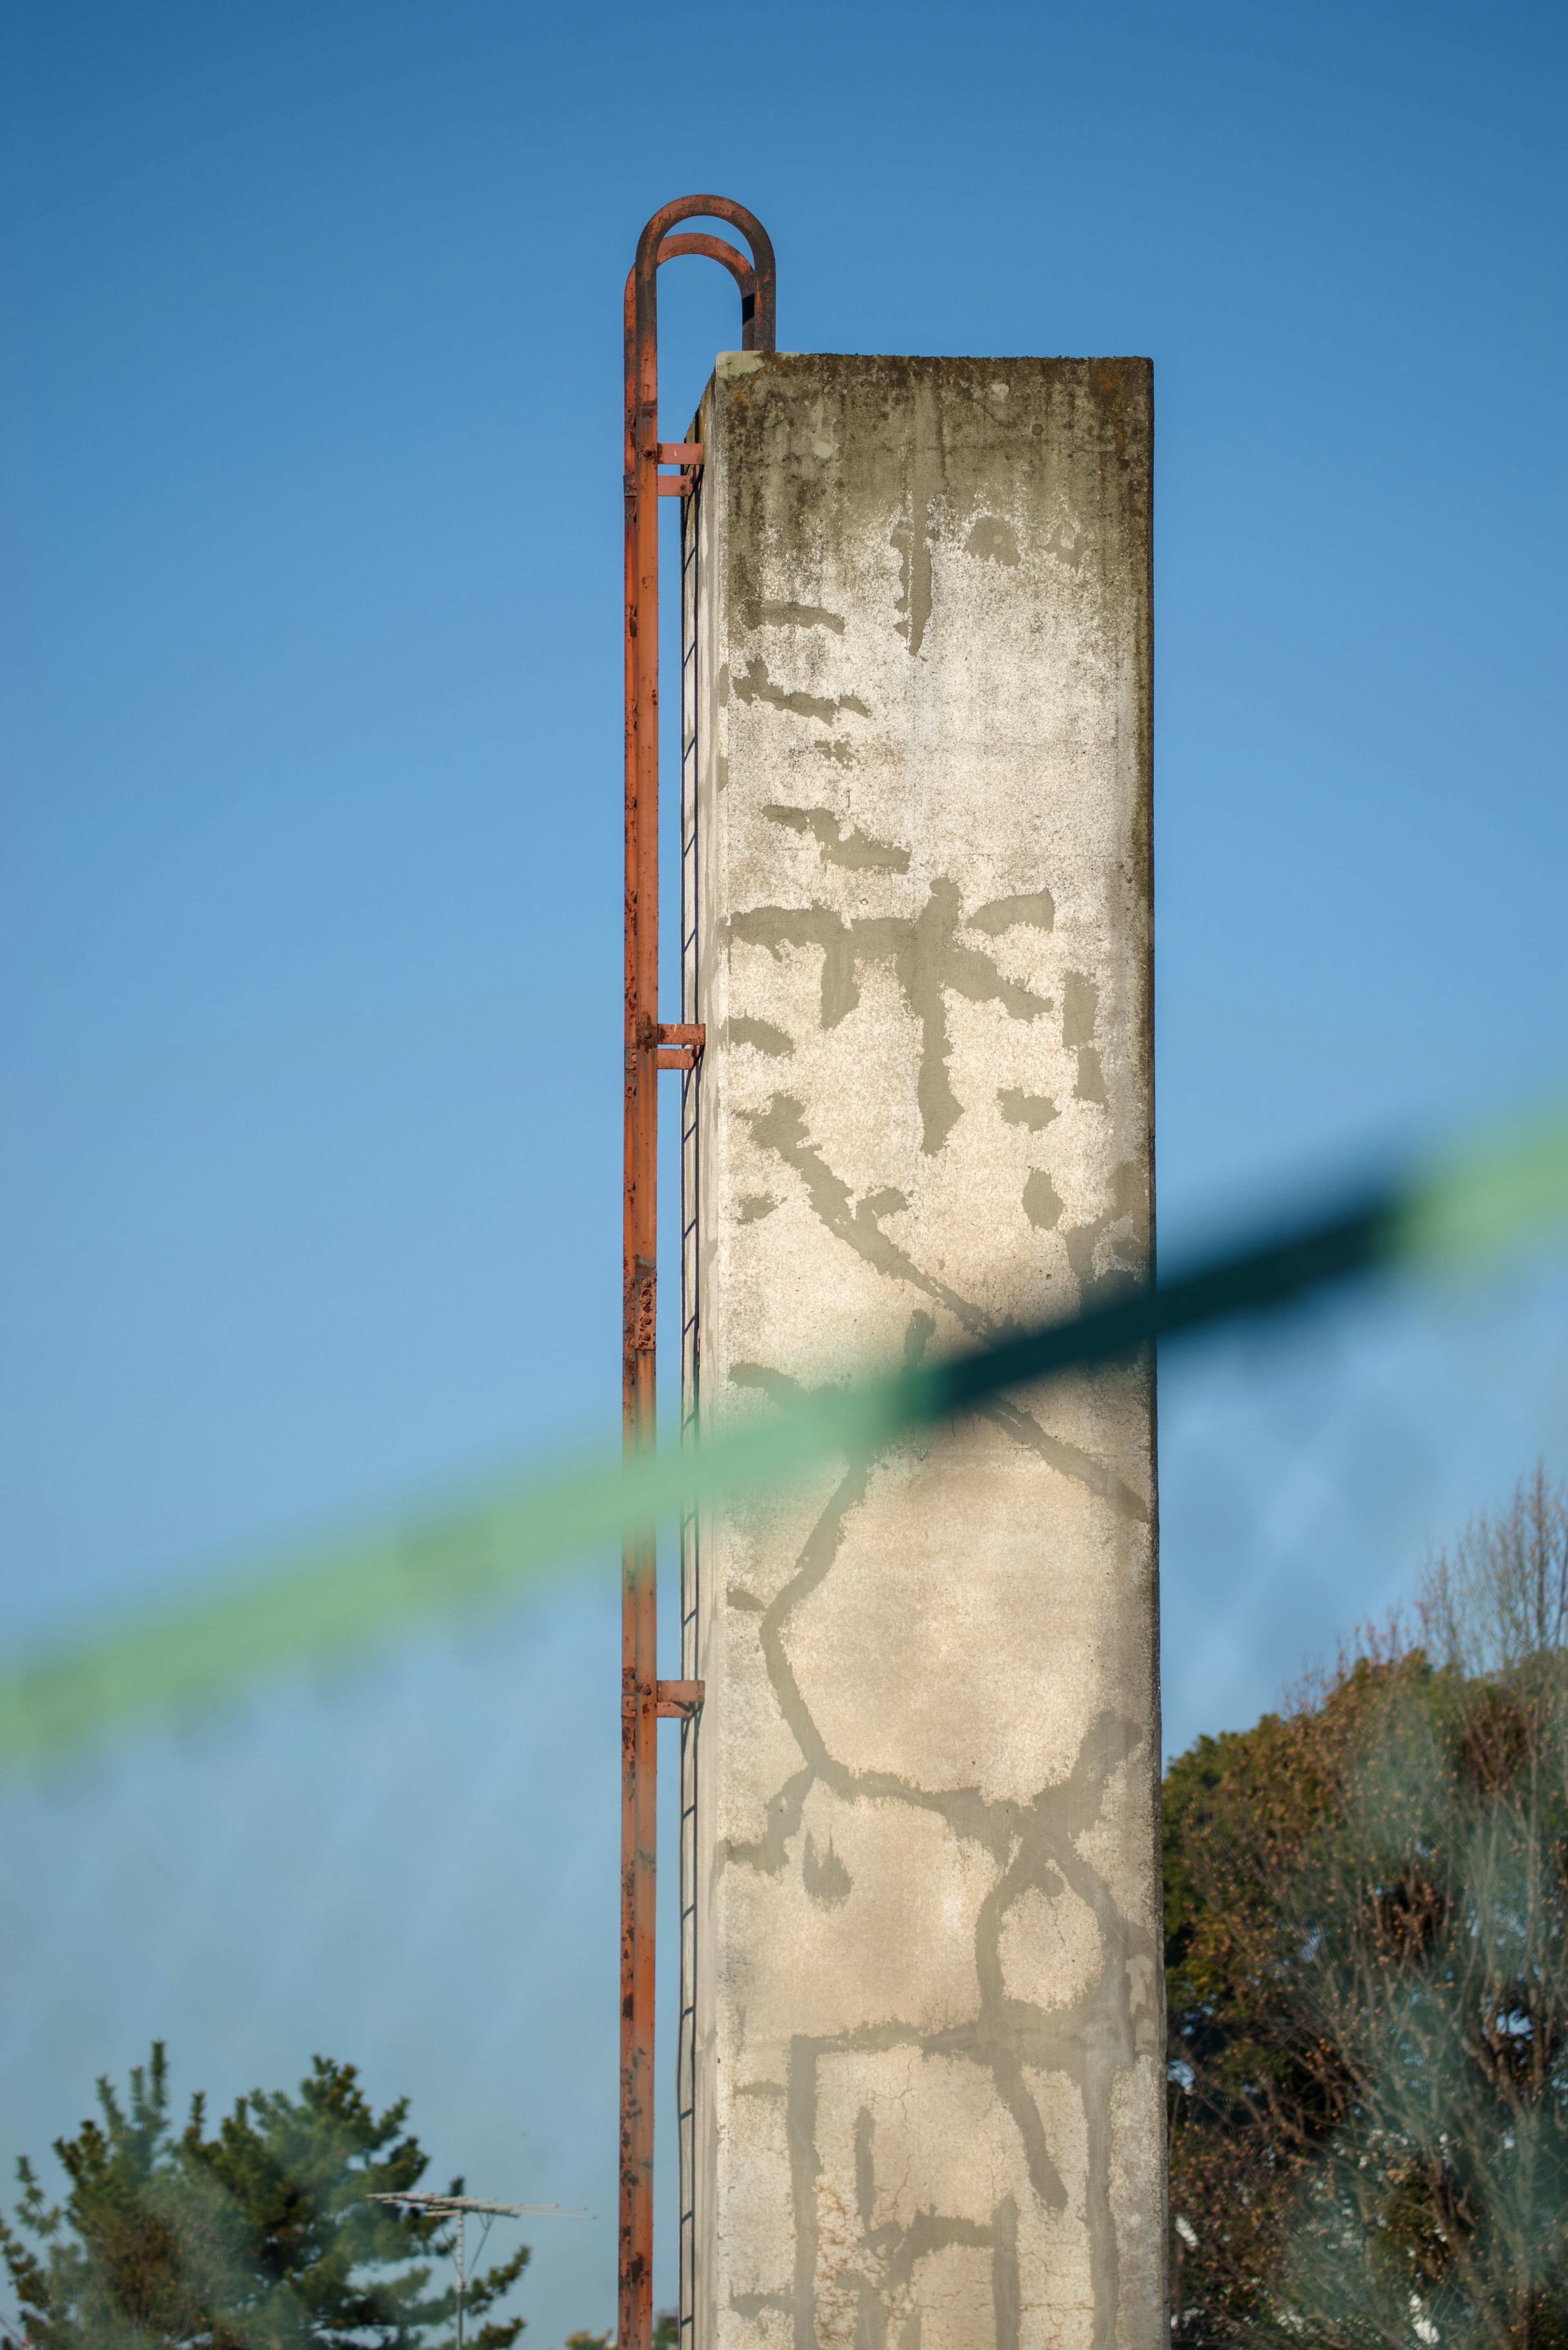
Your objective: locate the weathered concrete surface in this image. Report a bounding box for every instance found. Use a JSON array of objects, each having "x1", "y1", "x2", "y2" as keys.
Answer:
[{"x1": 683, "y1": 354, "x2": 1158, "y2": 2350}]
